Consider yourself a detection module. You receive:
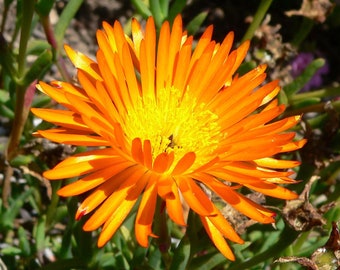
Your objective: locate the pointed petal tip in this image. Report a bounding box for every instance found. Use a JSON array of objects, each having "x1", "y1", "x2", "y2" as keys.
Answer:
[
  {"x1": 97, "y1": 237, "x2": 108, "y2": 248},
  {"x1": 43, "y1": 170, "x2": 60, "y2": 180},
  {"x1": 75, "y1": 207, "x2": 88, "y2": 221}
]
